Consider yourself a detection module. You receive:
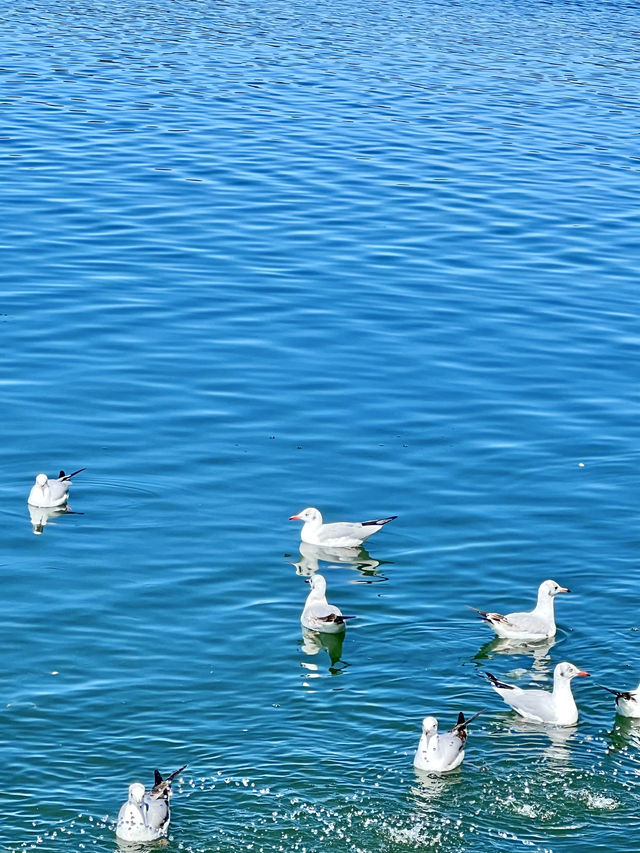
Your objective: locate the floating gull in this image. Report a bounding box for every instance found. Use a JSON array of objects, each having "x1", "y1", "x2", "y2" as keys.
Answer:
[
  {"x1": 289, "y1": 506, "x2": 396, "y2": 547},
  {"x1": 486, "y1": 661, "x2": 589, "y2": 726},
  {"x1": 27, "y1": 468, "x2": 86, "y2": 508},
  {"x1": 301, "y1": 573, "x2": 354, "y2": 634},
  {"x1": 115, "y1": 764, "x2": 187, "y2": 843},
  {"x1": 469, "y1": 579, "x2": 569, "y2": 640},
  {"x1": 413, "y1": 710, "x2": 483, "y2": 773},
  {"x1": 599, "y1": 679, "x2": 640, "y2": 718}
]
